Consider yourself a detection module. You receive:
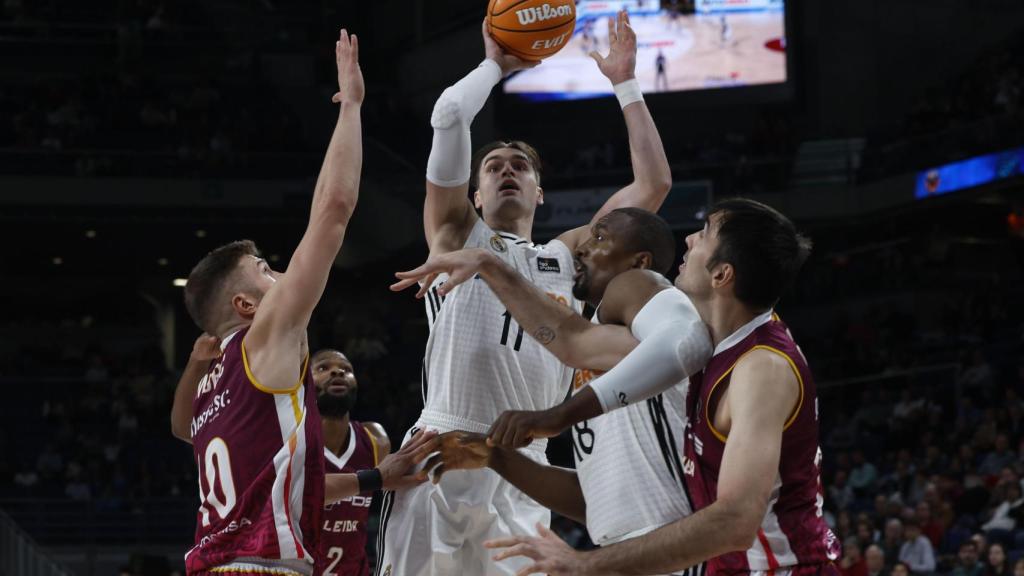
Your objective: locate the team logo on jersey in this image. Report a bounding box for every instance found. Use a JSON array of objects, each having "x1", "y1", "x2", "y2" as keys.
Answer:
[
  {"x1": 382, "y1": 565, "x2": 393, "y2": 576},
  {"x1": 537, "y1": 257, "x2": 560, "y2": 273},
  {"x1": 489, "y1": 235, "x2": 507, "y2": 253}
]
